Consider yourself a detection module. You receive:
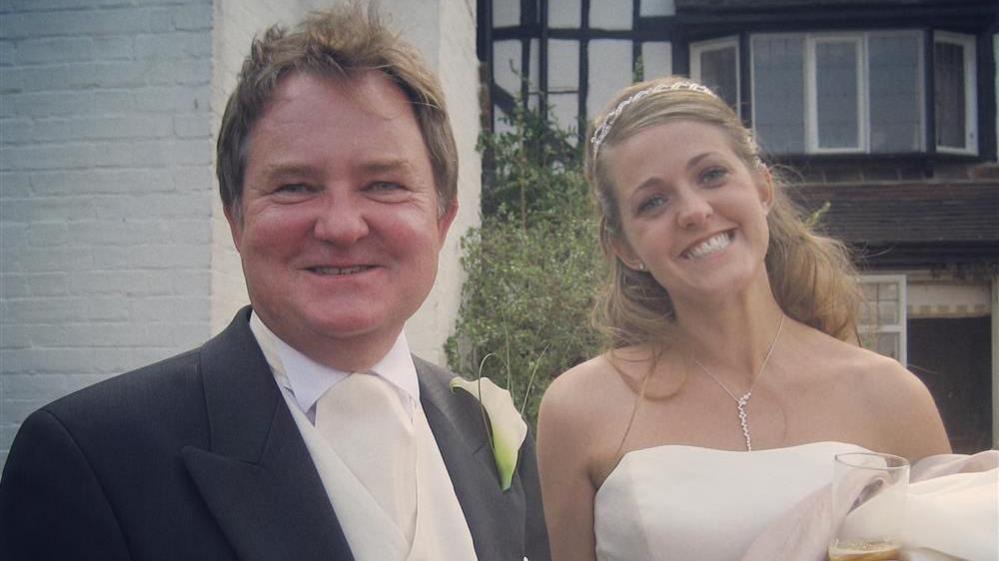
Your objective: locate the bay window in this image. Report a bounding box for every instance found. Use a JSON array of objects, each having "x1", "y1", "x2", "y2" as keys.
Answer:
[
  {"x1": 749, "y1": 34, "x2": 806, "y2": 153},
  {"x1": 691, "y1": 37, "x2": 740, "y2": 111},
  {"x1": 934, "y1": 32, "x2": 977, "y2": 154},
  {"x1": 809, "y1": 35, "x2": 864, "y2": 152},
  {"x1": 692, "y1": 29, "x2": 977, "y2": 156},
  {"x1": 869, "y1": 33, "x2": 924, "y2": 152}
]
